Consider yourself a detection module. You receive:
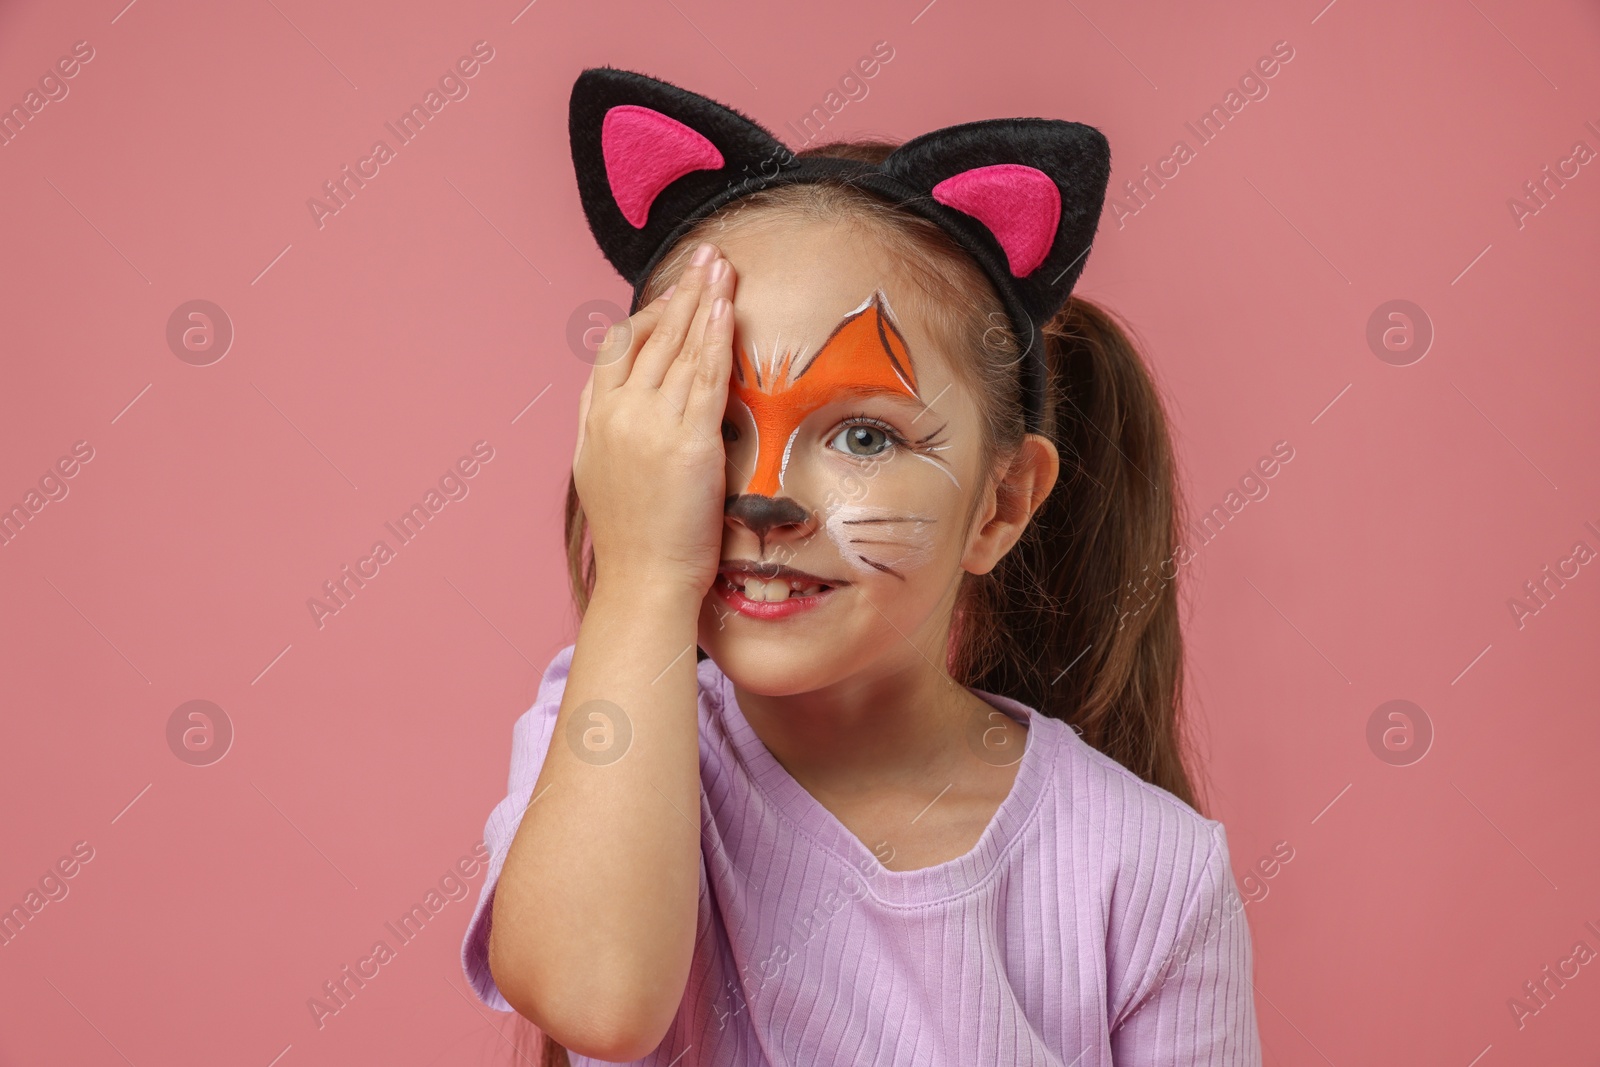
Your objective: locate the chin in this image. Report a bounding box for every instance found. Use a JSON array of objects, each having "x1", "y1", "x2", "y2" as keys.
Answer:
[
  {"x1": 696, "y1": 599, "x2": 855, "y2": 698},
  {"x1": 697, "y1": 631, "x2": 829, "y2": 697}
]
